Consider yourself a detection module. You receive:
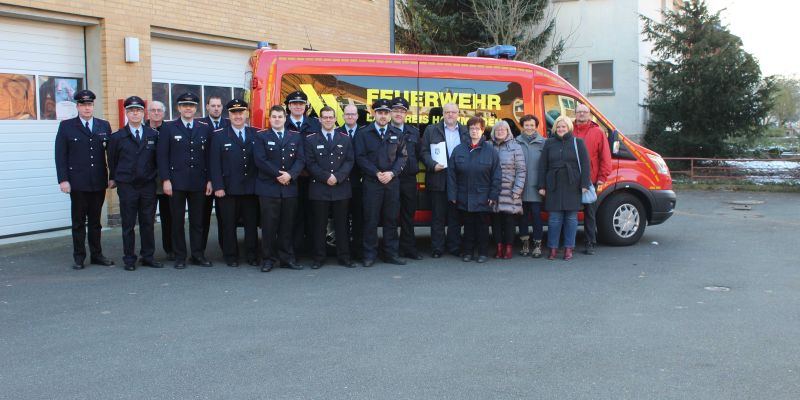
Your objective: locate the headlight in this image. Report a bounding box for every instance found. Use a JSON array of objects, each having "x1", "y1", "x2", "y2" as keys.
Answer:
[{"x1": 647, "y1": 154, "x2": 670, "y2": 175}]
